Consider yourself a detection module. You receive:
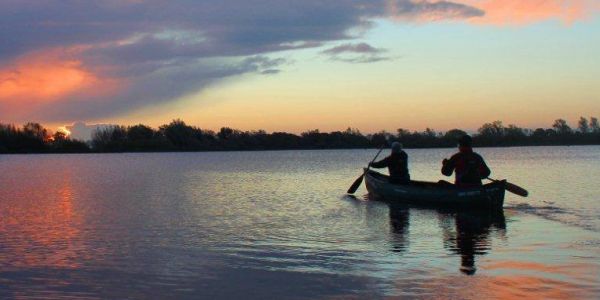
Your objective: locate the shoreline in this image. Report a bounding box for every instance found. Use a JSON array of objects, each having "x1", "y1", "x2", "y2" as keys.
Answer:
[{"x1": 2, "y1": 143, "x2": 600, "y2": 155}]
